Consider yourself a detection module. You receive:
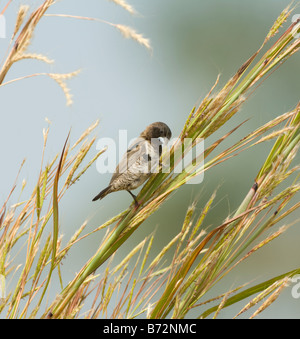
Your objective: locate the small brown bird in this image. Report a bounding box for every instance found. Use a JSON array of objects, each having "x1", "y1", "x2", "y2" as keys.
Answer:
[{"x1": 92, "y1": 122, "x2": 172, "y2": 206}]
